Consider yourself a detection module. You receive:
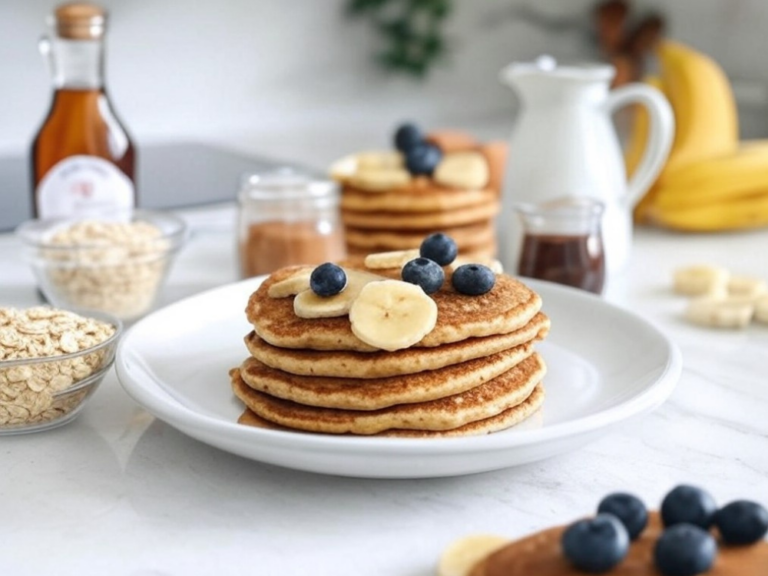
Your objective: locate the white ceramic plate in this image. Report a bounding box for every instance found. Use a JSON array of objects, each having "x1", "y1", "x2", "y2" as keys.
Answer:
[{"x1": 116, "y1": 277, "x2": 682, "y2": 479}]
